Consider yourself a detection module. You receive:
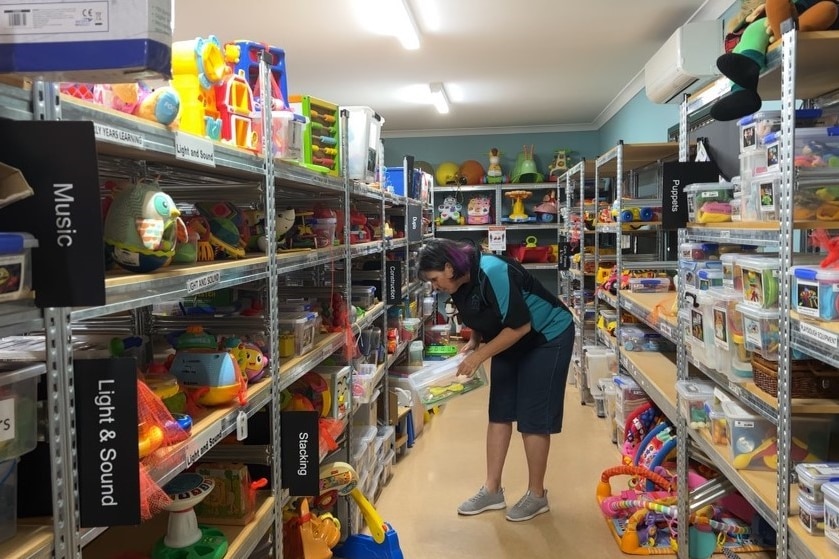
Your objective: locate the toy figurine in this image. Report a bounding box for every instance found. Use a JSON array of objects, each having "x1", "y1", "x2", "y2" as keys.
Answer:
[
  {"x1": 103, "y1": 180, "x2": 186, "y2": 273},
  {"x1": 484, "y1": 147, "x2": 507, "y2": 184},
  {"x1": 510, "y1": 144, "x2": 544, "y2": 183}
]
